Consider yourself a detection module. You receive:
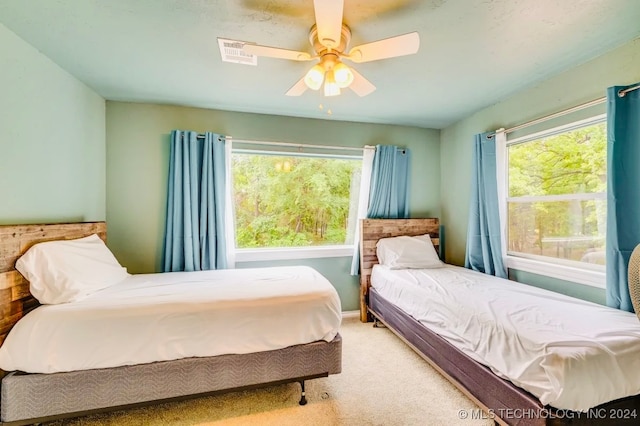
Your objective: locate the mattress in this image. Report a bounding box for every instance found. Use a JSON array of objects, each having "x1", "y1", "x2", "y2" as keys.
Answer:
[
  {"x1": 0, "y1": 266, "x2": 341, "y2": 374},
  {"x1": 371, "y1": 264, "x2": 640, "y2": 412}
]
